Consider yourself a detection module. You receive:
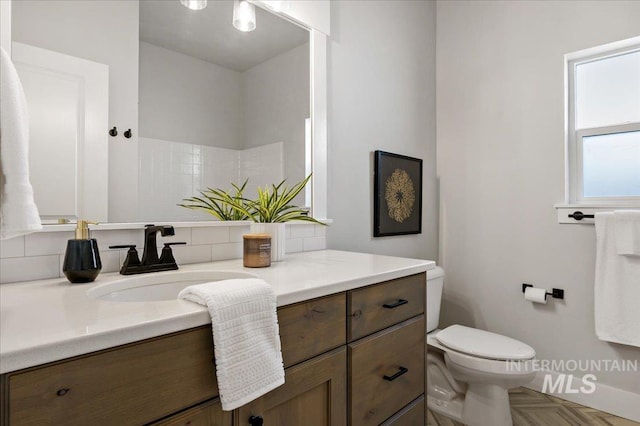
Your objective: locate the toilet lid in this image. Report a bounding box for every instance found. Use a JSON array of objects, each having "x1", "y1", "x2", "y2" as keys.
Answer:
[{"x1": 435, "y1": 325, "x2": 535, "y2": 361}]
